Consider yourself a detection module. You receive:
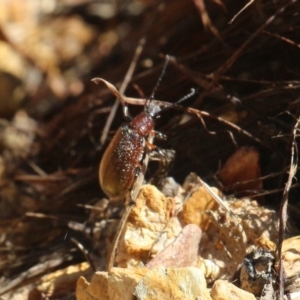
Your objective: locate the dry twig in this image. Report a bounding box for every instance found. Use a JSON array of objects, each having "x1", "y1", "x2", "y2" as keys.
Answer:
[{"x1": 277, "y1": 115, "x2": 299, "y2": 299}]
